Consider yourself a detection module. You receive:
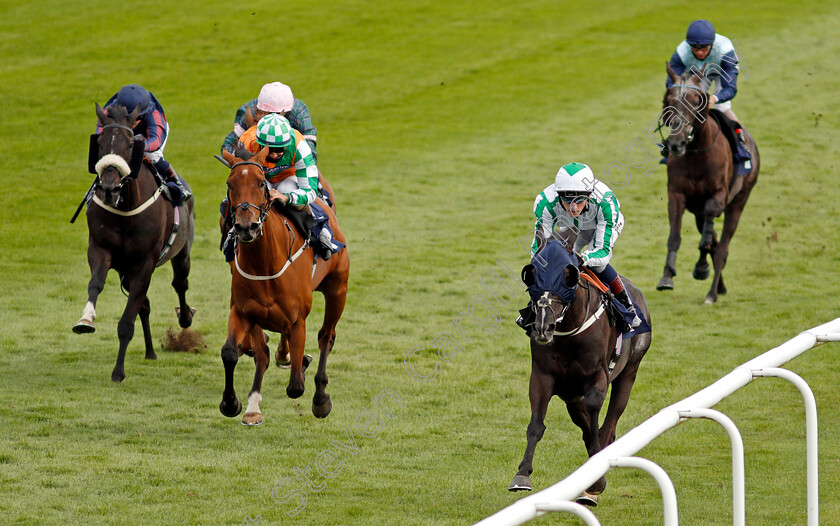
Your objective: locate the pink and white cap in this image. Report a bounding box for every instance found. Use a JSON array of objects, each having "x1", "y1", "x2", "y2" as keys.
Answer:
[{"x1": 257, "y1": 82, "x2": 294, "y2": 113}]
